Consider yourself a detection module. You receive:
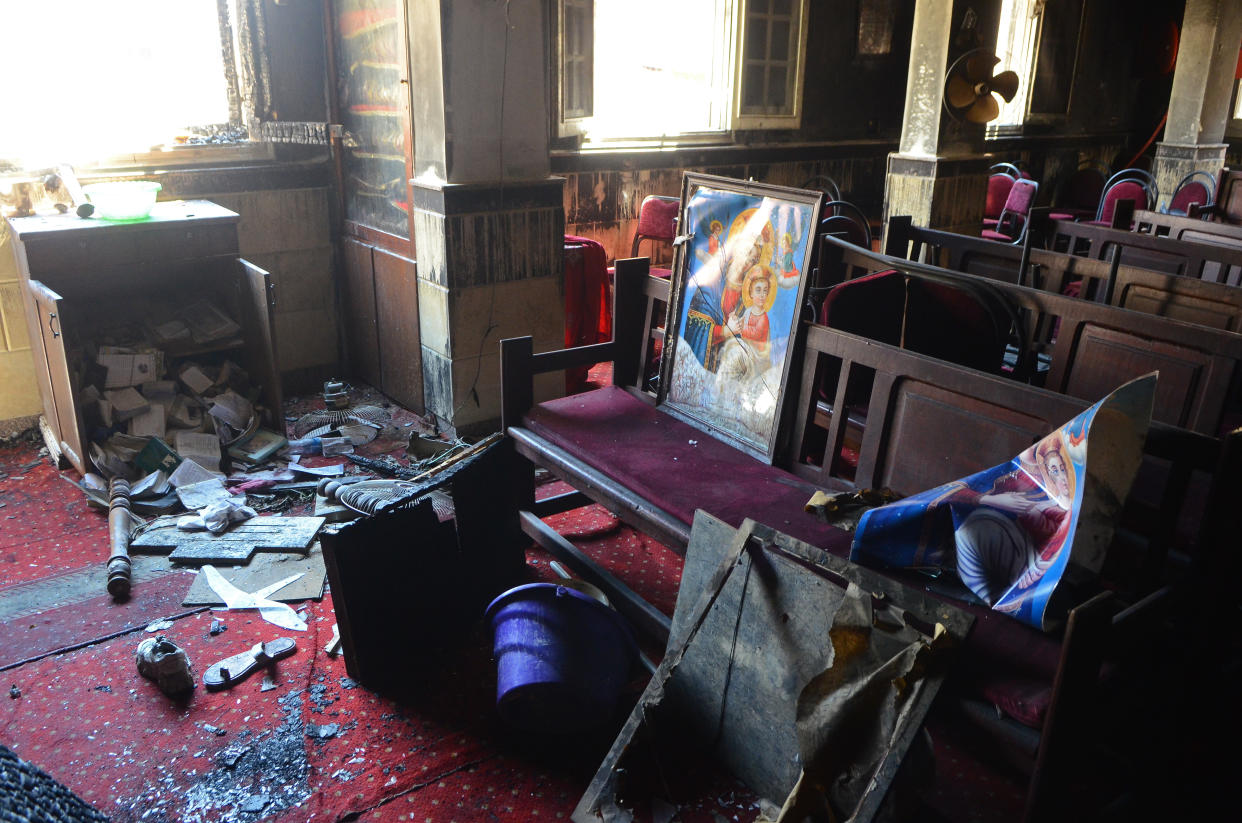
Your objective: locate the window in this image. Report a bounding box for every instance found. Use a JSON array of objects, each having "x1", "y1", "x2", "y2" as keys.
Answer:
[
  {"x1": 1, "y1": 1, "x2": 267, "y2": 170},
  {"x1": 992, "y1": 0, "x2": 1086, "y2": 128},
  {"x1": 557, "y1": 0, "x2": 810, "y2": 145}
]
